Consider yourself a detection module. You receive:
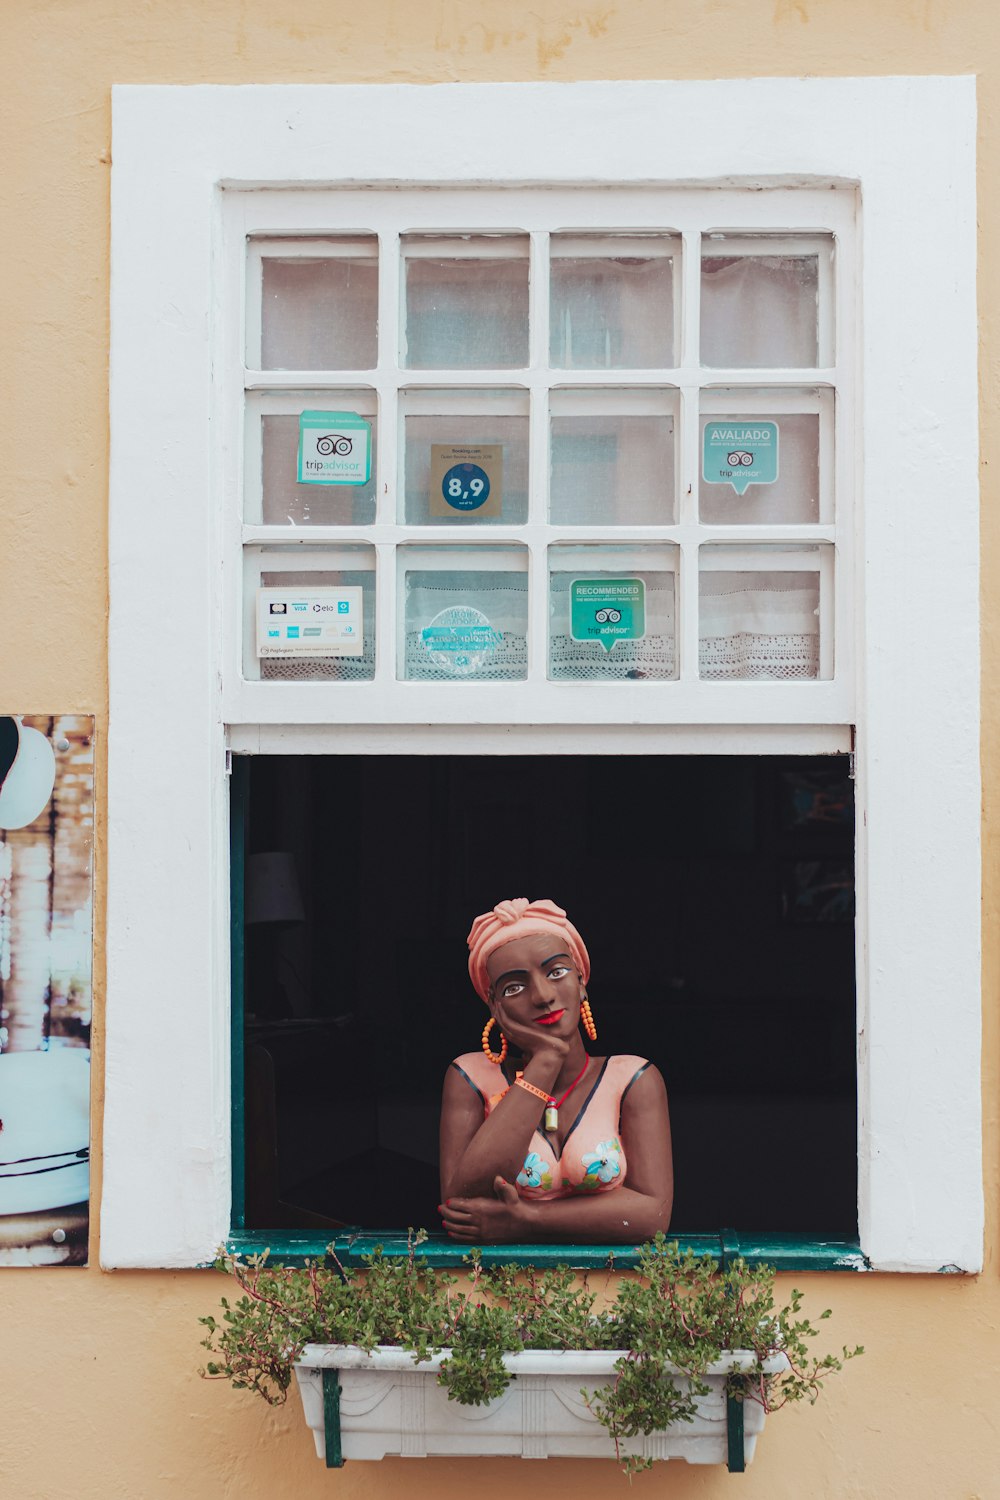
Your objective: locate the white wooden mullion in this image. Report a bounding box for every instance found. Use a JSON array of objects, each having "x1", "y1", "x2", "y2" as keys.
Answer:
[
  {"x1": 833, "y1": 194, "x2": 858, "y2": 699},
  {"x1": 698, "y1": 233, "x2": 833, "y2": 258},
  {"x1": 235, "y1": 187, "x2": 856, "y2": 243},
  {"x1": 374, "y1": 540, "x2": 396, "y2": 685},
  {"x1": 817, "y1": 238, "x2": 838, "y2": 369},
  {"x1": 240, "y1": 522, "x2": 838, "y2": 547},
  {"x1": 246, "y1": 388, "x2": 379, "y2": 417},
  {"x1": 818, "y1": 388, "x2": 836, "y2": 527},
  {"x1": 247, "y1": 237, "x2": 380, "y2": 261},
  {"x1": 676, "y1": 230, "x2": 702, "y2": 682},
  {"x1": 400, "y1": 390, "x2": 529, "y2": 418},
  {"x1": 700, "y1": 368, "x2": 837, "y2": 387},
  {"x1": 698, "y1": 545, "x2": 830, "y2": 572},
  {"x1": 221, "y1": 674, "x2": 855, "y2": 727},
  {"x1": 401, "y1": 236, "x2": 529, "y2": 260},
  {"x1": 242, "y1": 398, "x2": 264, "y2": 527},
  {"x1": 372, "y1": 230, "x2": 401, "y2": 684},
  {"x1": 549, "y1": 387, "x2": 675, "y2": 418},
  {"x1": 244, "y1": 240, "x2": 264, "y2": 370},
  {"x1": 375, "y1": 229, "x2": 400, "y2": 526},
  {"x1": 231, "y1": 722, "x2": 853, "y2": 757},
  {"x1": 393, "y1": 545, "x2": 528, "y2": 573},
  {"x1": 550, "y1": 234, "x2": 678, "y2": 260},
  {"x1": 526, "y1": 231, "x2": 551, "y2": 681},
  {"x1": 244, "y1": 370, "x2": 380, "y2": 390},
  {"x1": 818, "y1": 542, "x2": 836, "y2": 681},
  {"x1": 700, "y1": 388, "x2": 821, "y2": 416}
]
